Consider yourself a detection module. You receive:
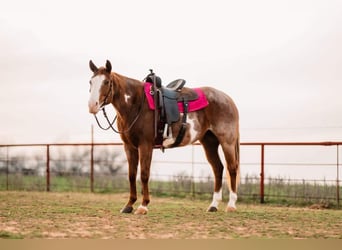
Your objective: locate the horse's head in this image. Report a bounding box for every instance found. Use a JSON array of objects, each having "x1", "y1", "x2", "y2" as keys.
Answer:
[{"x1": 88, "y1": 60, "x2": 113, "y2": 114}]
